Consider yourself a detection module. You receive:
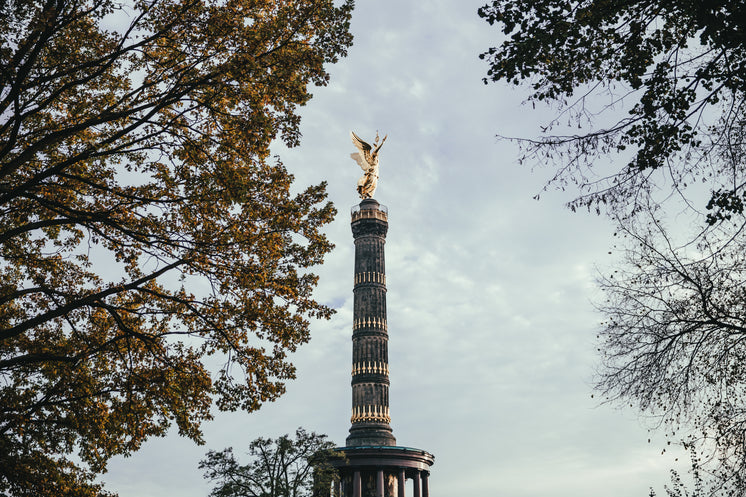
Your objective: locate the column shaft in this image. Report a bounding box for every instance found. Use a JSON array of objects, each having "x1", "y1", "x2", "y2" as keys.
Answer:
[
  {"x1": 348, "y1": 199, "x2": 395, "y2": 446},
  {"x1": 353, "y1": 471, "x2": 361, "y2": 497},
  {"x1": 413, "y1": 471, "x2": 421, "y2": 497}
]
